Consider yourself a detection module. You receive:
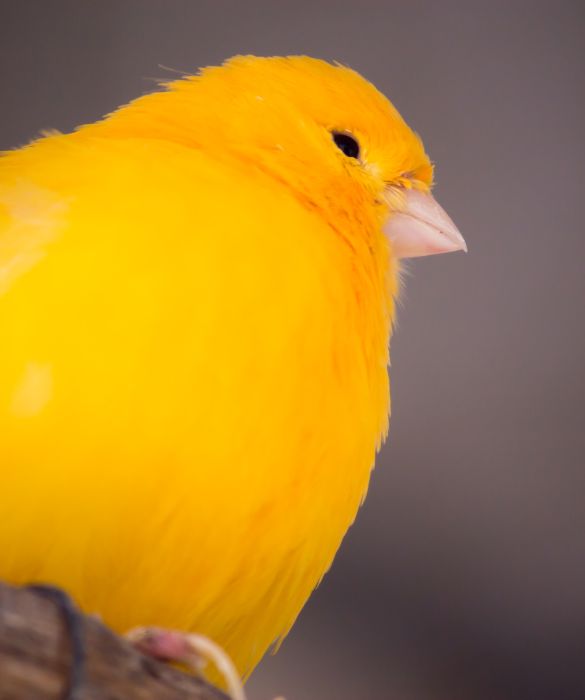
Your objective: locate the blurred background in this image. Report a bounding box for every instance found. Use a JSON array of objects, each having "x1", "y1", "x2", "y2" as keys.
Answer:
[{"x1": 1, "y1": 1, "x2": 583, "y2": 698}]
